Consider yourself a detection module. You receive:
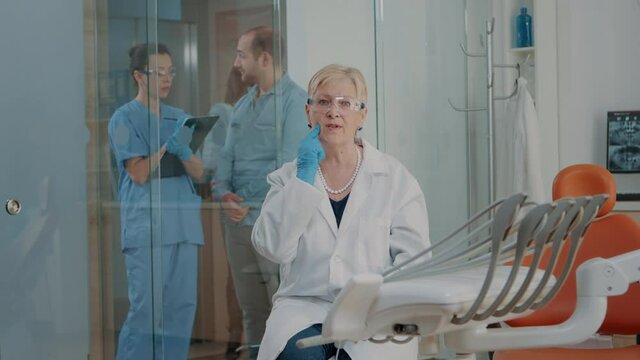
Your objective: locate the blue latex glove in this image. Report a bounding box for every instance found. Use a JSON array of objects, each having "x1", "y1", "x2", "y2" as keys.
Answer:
[
  {"x1": 296, "y1": 124, "x2": 325, "y2": 185},
  {"x1": 166, "y1": 115, "x2": 194, "y2": 161}
]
